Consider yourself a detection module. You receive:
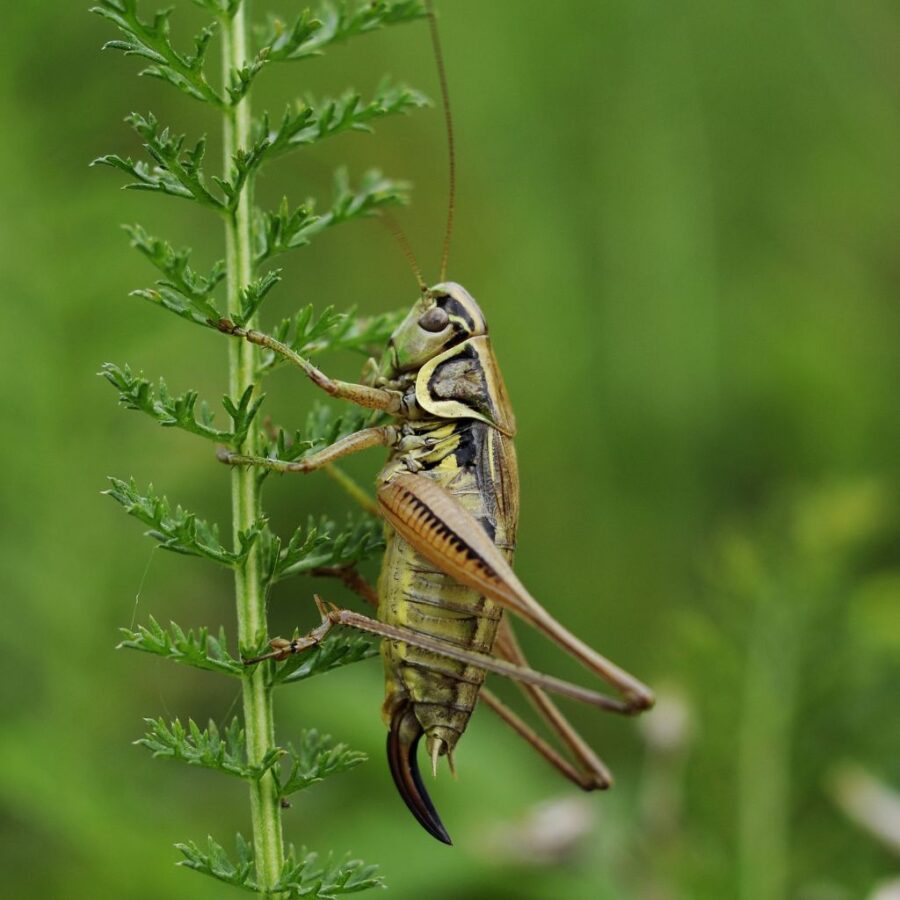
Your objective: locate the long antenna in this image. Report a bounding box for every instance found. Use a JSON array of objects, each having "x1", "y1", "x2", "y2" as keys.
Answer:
[
  {"x1": 379, "y1": 211, "x2": 428, "y2": 294},
  {"x1": 425, "y1": 0, "x2": 456, "y2": 282}
]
